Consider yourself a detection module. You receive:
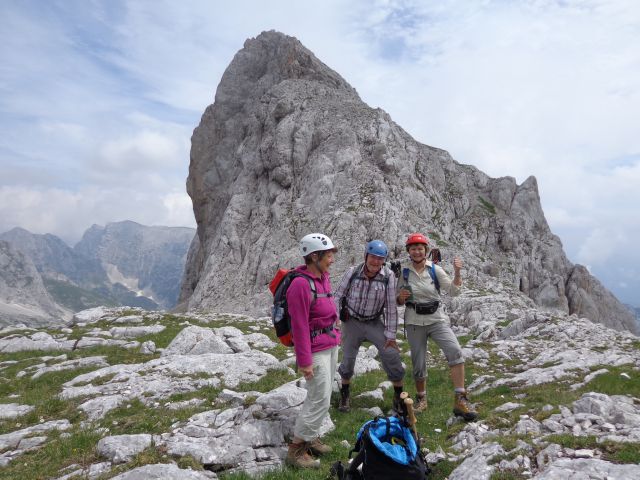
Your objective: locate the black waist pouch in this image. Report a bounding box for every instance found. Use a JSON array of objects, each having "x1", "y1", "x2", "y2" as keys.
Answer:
[{"x1": 415, "y1": 301, "x2": 440, "y2": 315}]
